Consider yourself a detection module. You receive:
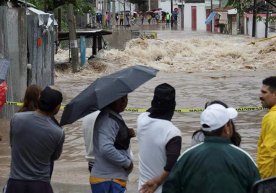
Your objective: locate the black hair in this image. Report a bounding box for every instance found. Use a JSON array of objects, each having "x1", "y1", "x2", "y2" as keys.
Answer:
[
  {"x1": 193, "y1": 100, "x2": 241, "y2": 146},
  {"x1": 149, "y1": 83, "x2": 176, "y2": 121},
  {"x1": 203, "y1": 124, "x2": 225, "y2": 137},
  {"x1": 263, "y1": 76, "x2": 276, "y2": 92},
  {"x1": 204, "y1": 100, "x2": 228, "y2": 109}
]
